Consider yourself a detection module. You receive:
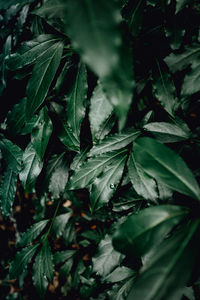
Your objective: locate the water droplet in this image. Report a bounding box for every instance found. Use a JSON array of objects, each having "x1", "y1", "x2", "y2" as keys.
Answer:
[
  {"x1": 43, "y1": 275, "x2": 47, "y2": 280},
  {"x1": 110, "y1": 183, "x2": 115, "y2": 189}
]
